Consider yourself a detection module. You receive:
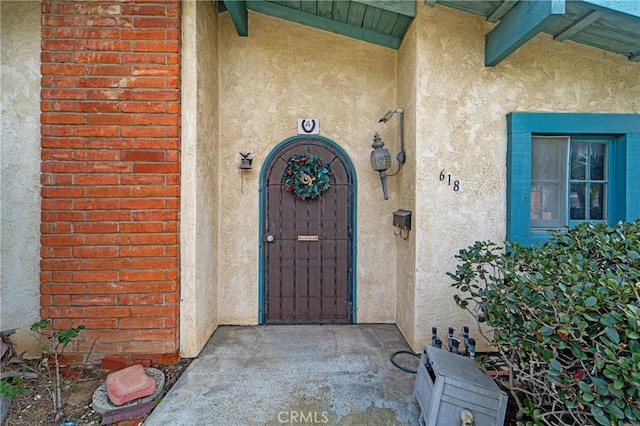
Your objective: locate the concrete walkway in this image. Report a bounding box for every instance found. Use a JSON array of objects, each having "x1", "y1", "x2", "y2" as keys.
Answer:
[{"x1": 143, "y1": 324, "x2": 421, "y2": 425}]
